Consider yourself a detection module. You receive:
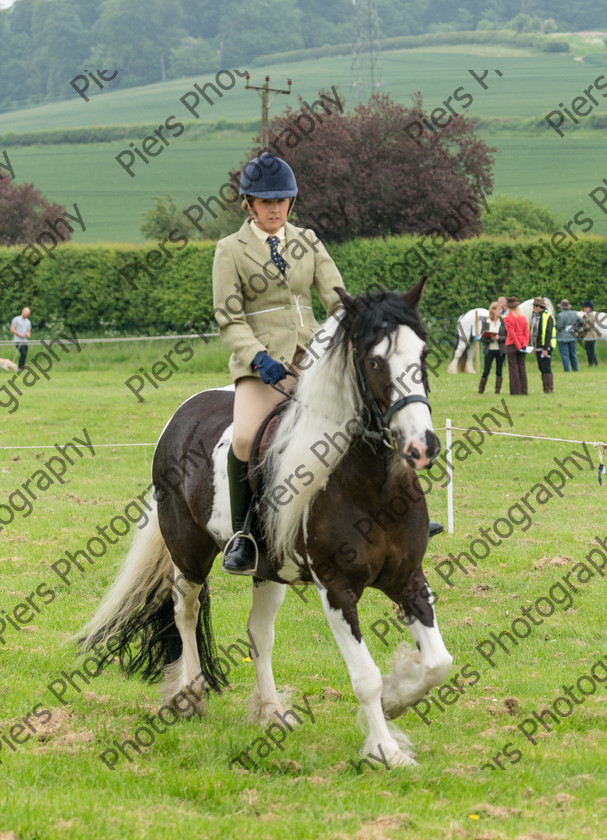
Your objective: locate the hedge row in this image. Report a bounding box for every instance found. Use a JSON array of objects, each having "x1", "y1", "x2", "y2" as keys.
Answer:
[
  {"x1": 476, "y1": 112, "x2": 607, "y2": 133},
  {"x1": 0, "y1": 118, "x2": 261, "y2": 148},
  {"x1": 254, "y1": 29, "x2": 568, "y2": 66},
  {"x1": 1, "y1": 235, "x2": 605, "y2": 337}
]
